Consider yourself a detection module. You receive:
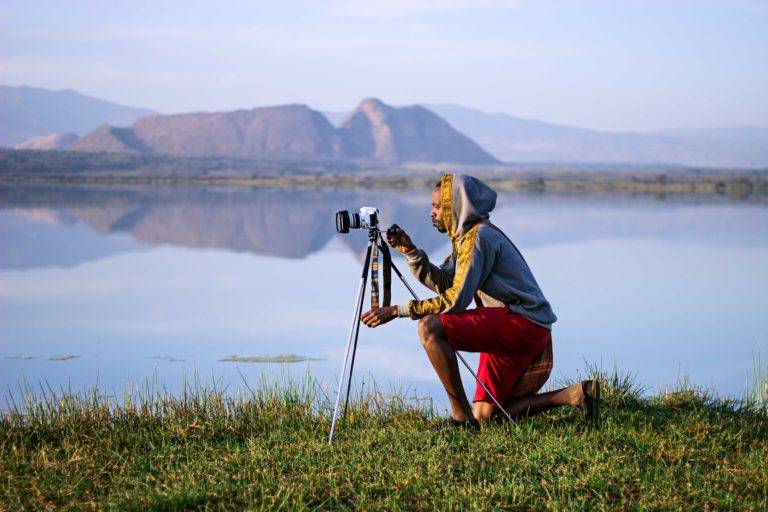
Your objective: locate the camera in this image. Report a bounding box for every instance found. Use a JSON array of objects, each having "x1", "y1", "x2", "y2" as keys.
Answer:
[{"x1": 335, "y1": 207, "x2": 379, "y2": 233}]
